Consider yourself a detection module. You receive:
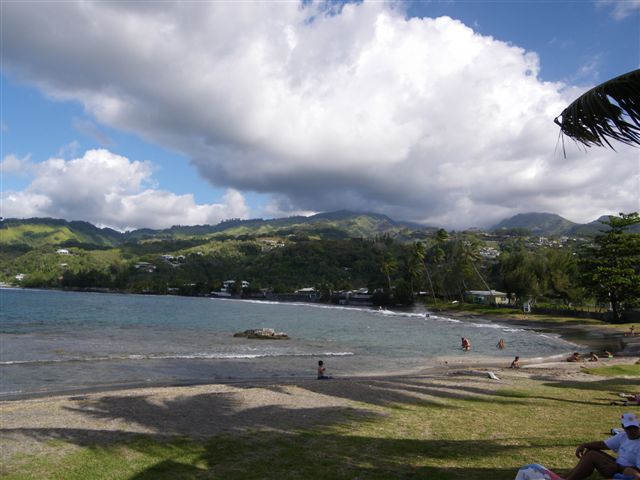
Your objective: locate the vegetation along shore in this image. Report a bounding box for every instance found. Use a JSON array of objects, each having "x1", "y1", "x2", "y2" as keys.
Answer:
[{"x1": 2, "y1": 211, "x2": 639, "y2": 323}]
